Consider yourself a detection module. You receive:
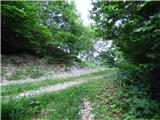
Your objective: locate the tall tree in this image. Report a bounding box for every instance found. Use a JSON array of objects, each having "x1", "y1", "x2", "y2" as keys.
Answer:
[
  {"x1": 91, "y1": 1, "x2": 160, "y2": 98},
  {"x1": 38, "y1": 1, "x2": 93, "y2": 55},
  {"x1": 2, "y1": 1, "x2": 52, "y2": 54},
  {"x1": 2, "y1": 1, "x2": 93, "y2": 58}
]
